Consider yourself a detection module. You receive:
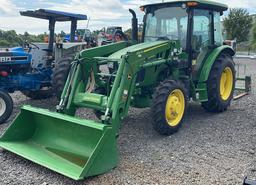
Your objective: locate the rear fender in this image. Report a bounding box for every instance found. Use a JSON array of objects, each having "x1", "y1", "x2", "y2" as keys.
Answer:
[
  {"x1": 194, "y1": 45, "x2": 234, "y2": 102},
  {"x1": 198, "y1": 45, "x2": 235, "y2": 83}
]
